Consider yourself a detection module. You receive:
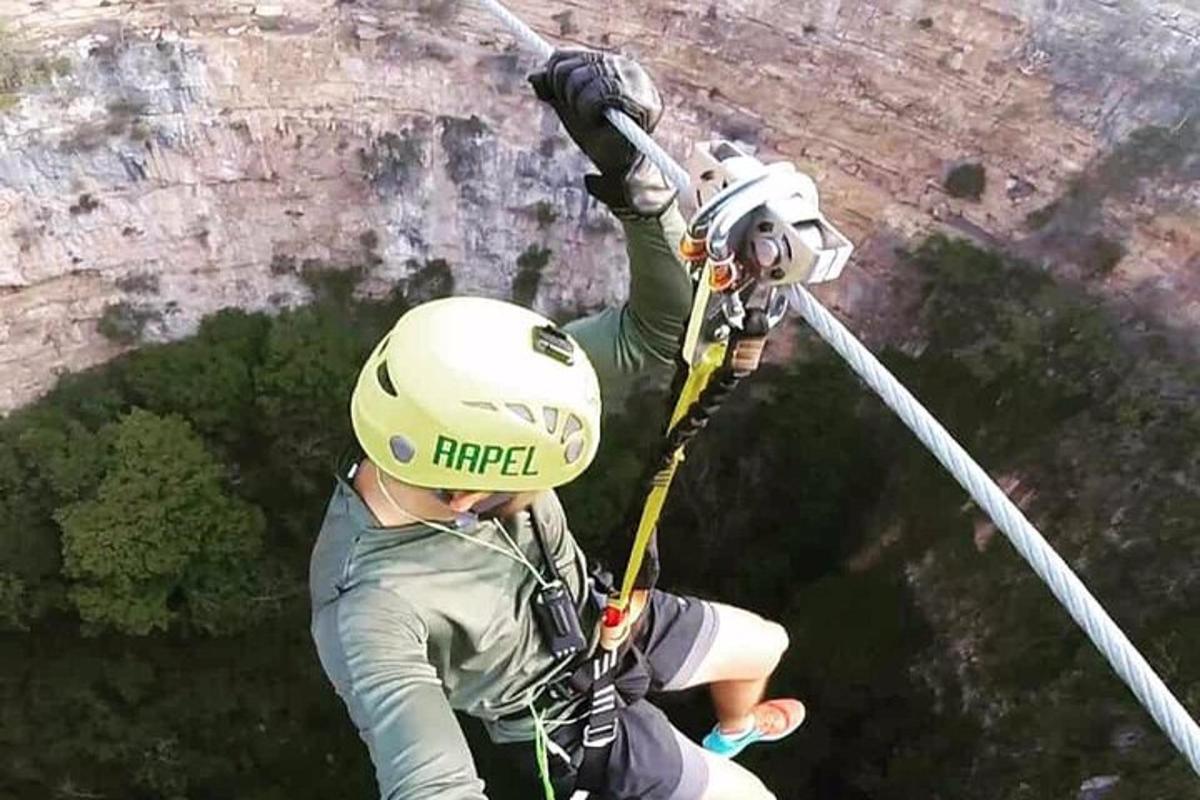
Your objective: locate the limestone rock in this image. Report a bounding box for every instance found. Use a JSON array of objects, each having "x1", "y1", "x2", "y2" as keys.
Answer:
[{"x1": 0, "y1": 0, "x2": 1197, "y2": 412}]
